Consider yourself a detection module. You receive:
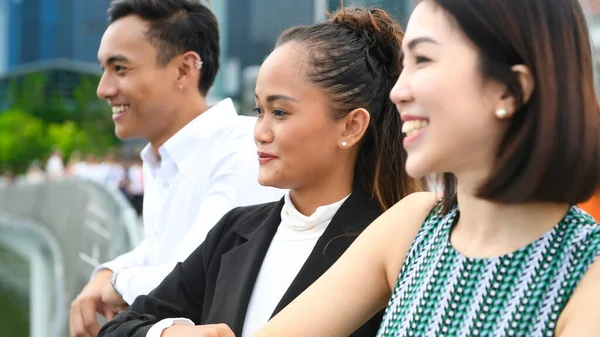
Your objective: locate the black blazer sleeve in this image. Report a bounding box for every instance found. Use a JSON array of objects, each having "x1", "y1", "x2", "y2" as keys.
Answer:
[{"x1": 98, "y1": 208, "x2": 238, "y2": 337}]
